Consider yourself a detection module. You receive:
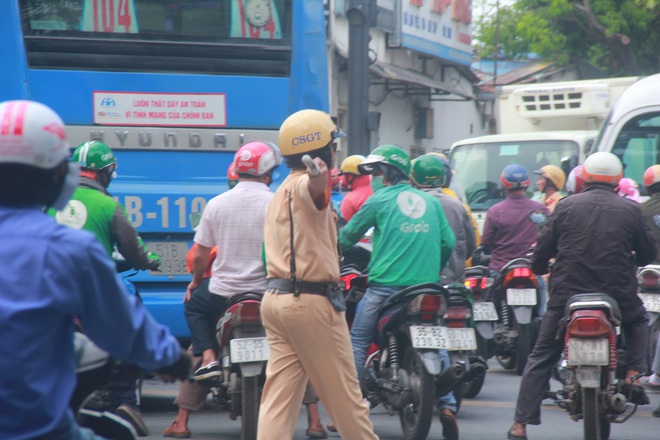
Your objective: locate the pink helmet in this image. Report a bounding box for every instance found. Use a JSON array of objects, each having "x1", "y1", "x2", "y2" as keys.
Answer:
[
  {"x1": 643, "y1": 165, "x2": 660, "y2": 188},
  {"x1": 233, "y1": 142, "x2": 277, "y2": 176},
  {"x1": 617, "y1": 177, "x2": 642, "y2": 202}
]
